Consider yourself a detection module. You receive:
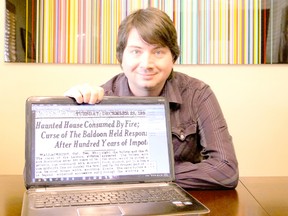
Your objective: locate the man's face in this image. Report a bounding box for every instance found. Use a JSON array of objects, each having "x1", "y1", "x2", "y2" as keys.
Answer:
[{"x1": 121, "y1": 28, "x2": 174, "y2": 96}]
